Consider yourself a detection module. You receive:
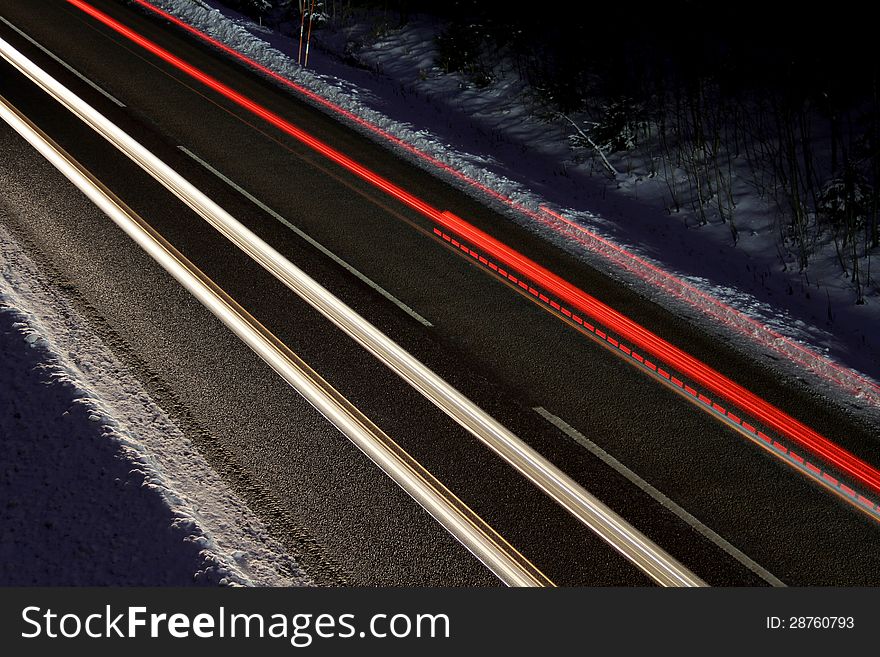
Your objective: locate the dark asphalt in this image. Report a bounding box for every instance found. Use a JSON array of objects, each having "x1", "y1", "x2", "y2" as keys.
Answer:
[{"x1": 1, "y1": 0, "x2": 878, "y2": 586}]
